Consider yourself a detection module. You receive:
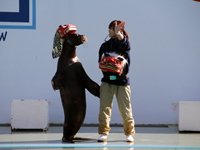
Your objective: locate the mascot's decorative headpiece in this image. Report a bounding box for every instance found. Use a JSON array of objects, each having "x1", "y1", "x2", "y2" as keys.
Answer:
[{"x1": 52, "y1": 24, "x2": 77, "y2": 59}]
